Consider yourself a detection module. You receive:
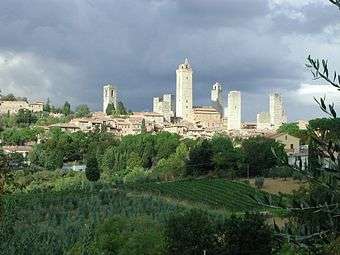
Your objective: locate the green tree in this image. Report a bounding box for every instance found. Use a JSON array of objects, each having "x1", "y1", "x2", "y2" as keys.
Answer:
[
  {"x1": 140, "y1": 119, "x2": 147, "y2": 133},
  {"x1": 185, "y1": 139, "x2": 213, "y2": 176},
  {"x1": 105, "y1": 103, "x2": 115, "y2": 116},
  {"x1": 165, "y1": 209, "x2": 216, "y2": 255},
  {"x1": 115, "y1": 101, "x2": 127, "y2": 115},
  {"x1": 278, "y1": 123, "x2": 300, "y2": 137},
  {"x1": 16, "y1": 109, "x2": 37, "y2": 126},
  {"x1": 85, "y1": 155, "x2": 100, "y2": 182},
  {"x1": 211, "y1": 134, "x2": 244, "y2": 177},
  {"x1": 215, "y1": 213, "x2": 273, "y2": 255},
  {"x1": 90, "y1": 216, "x2": 166, "y2": 255},
  {"x1": 75, "y1": 104, "x2": 91, "y2": 118},
  {"x1": 242, "y1": 136, "x2": 286, "y2": 177},
  {"x1": 1, "y1": 93, "x2": 17, "y2": 101},
  {"x1": 62, "y1": 101, "x2": 71, "y2": 116},
  {"x1": 127, "y1": 152, "x2": 143, "y2": 169},
  {"x1": 254, "y1": 176, "x2": 264, "y2": 189},
  {"x1": 43, "y1": 98, "x2": 51, "y2": 112}
]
